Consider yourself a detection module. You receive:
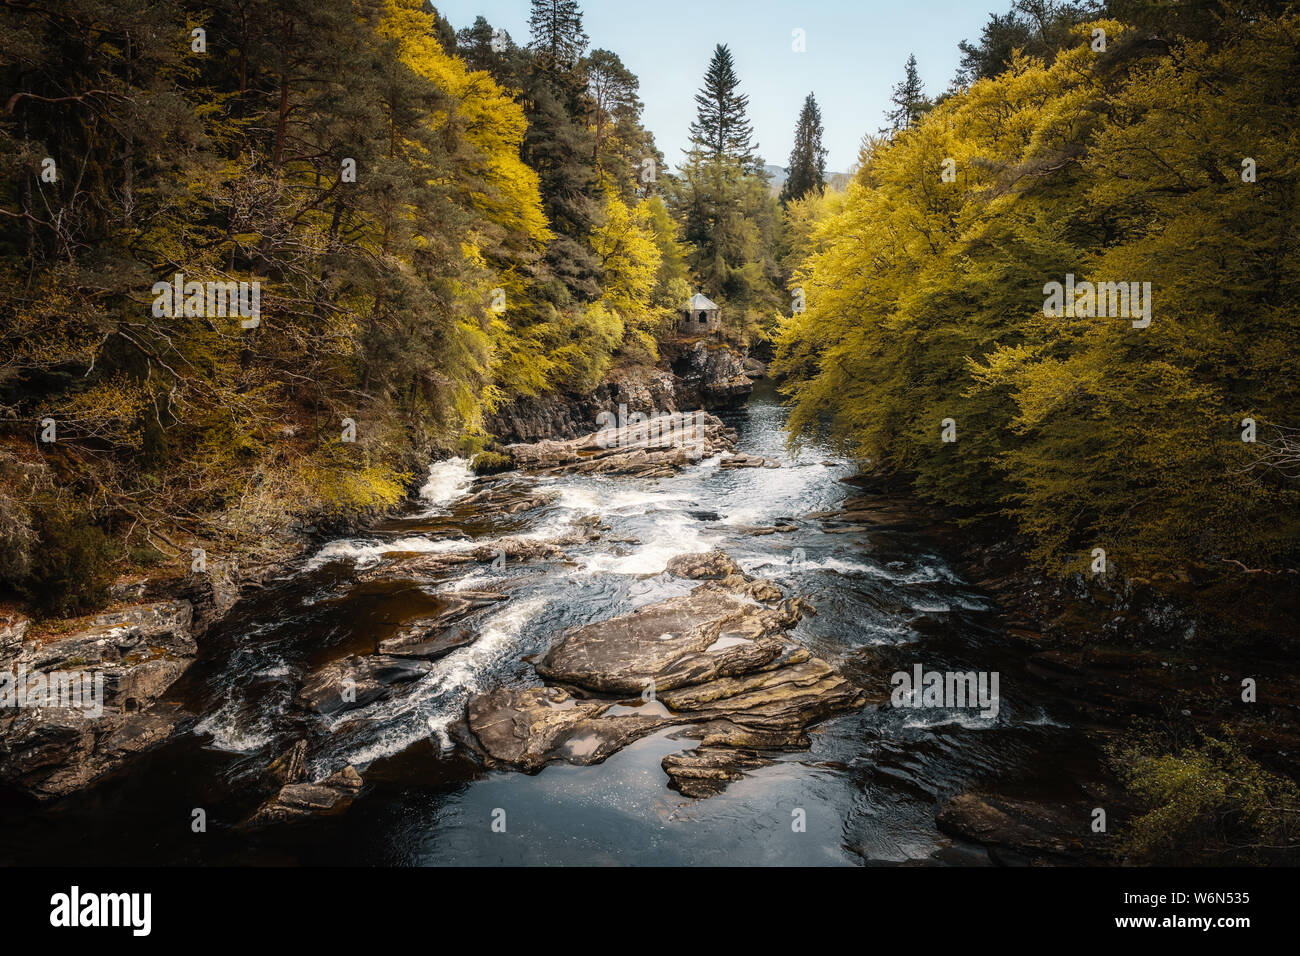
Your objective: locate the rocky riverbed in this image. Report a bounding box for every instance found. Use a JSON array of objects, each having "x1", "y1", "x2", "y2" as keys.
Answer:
[{"x1": 5, "y1": 382, "x2": 1287, "y2": 865}]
